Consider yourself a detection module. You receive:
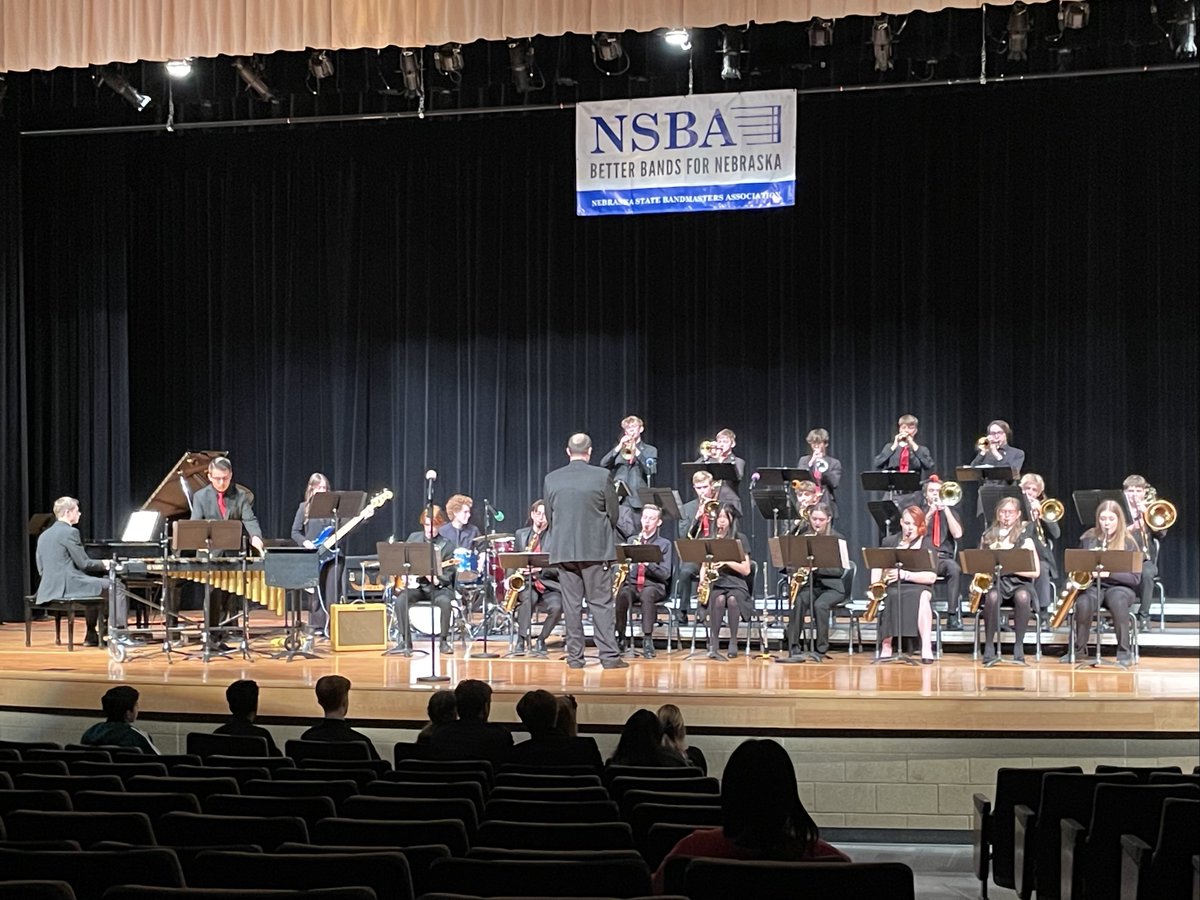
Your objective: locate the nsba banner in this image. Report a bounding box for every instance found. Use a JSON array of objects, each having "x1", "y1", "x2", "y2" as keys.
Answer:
[{"x1": 575, "y1": 89, "x2": 796, "y2": 217}]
